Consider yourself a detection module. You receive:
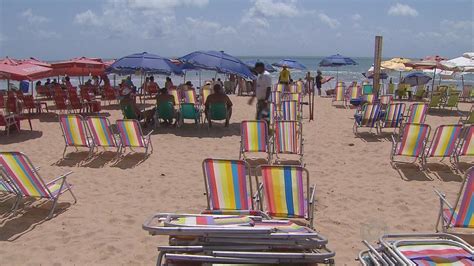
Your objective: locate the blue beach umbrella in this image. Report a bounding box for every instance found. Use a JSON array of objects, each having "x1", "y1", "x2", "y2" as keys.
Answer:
[
  {"x1": 401, "y1": 72, "x2": 432, "y2": 87},
  {"x1": 272, "y1": 59, "x2": 307, "y2": 70},
  {"x1": 179, "y1": 50, "x2": 255, "y2": 79},
  {"x1": 107, "y1": 52, "x2": 183, "y2": 75},
  {"x1": 245, "y1": 59, "x2": 276, "y2": 72},
  {"x1": 319, "y1": 54, "x2": 358, "y2": 82}
]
